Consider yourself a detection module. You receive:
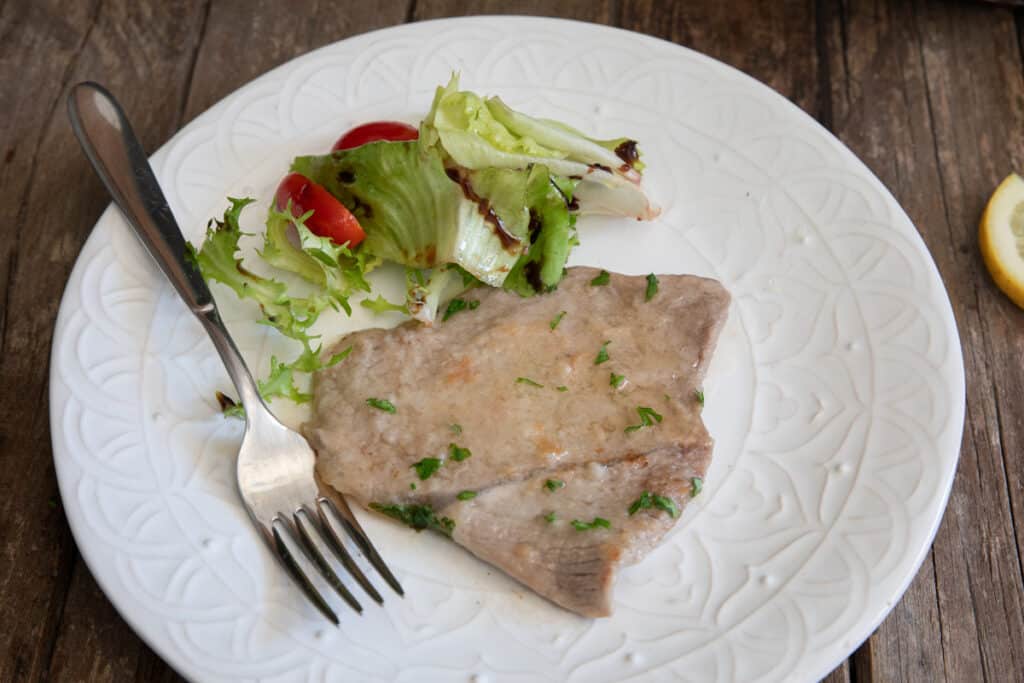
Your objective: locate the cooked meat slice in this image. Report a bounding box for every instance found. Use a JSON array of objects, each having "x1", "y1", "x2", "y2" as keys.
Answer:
[
  {"x1": 307, "y1": 267, "x2": 728, "y2": 507},
  {"x1": 441, "y1": 446, "x2": 709, "y2": 617},
  {"x1": 305, "y1": 266, "x2": 730, "y2": 616}
]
